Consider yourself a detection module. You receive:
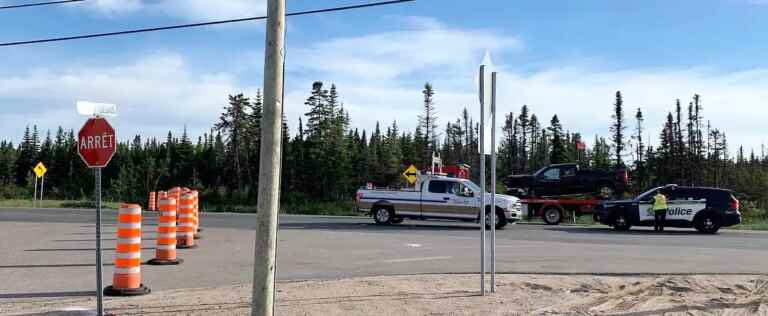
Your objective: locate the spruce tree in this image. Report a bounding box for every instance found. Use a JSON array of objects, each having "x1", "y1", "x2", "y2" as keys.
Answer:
[
  {"x1": 548, "y1": 115, "x2": 565, "y2": 164},
  {"x1": 418, "y1": 83, "x2": 438, "y2": 164},
  {"x1": 610, "y1": 91, "x2": 626, "y2": 167}
]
